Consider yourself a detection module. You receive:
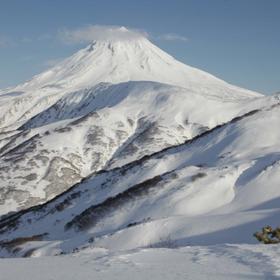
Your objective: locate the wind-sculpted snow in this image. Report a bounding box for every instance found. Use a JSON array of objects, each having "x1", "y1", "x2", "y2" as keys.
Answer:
[{"x1": 0, "y1": 102, "x2": 279, "y2": 257}]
